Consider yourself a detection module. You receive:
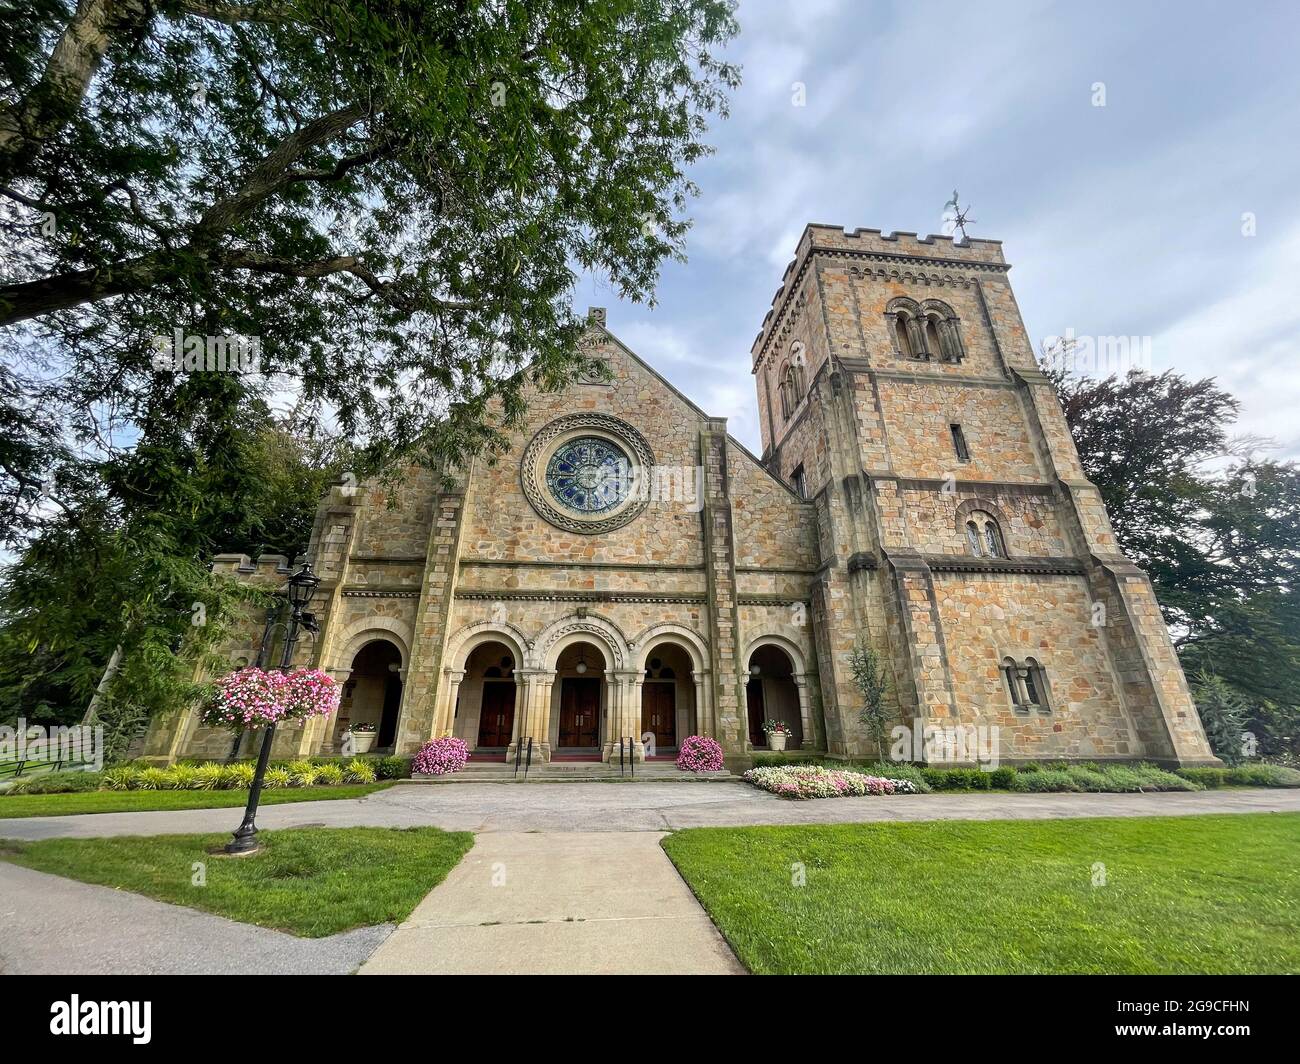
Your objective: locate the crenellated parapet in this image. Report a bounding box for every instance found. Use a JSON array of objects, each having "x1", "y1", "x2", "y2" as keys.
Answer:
[{"x1": 752, "y1": 225, "x2": 1009, "y2": 374}]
